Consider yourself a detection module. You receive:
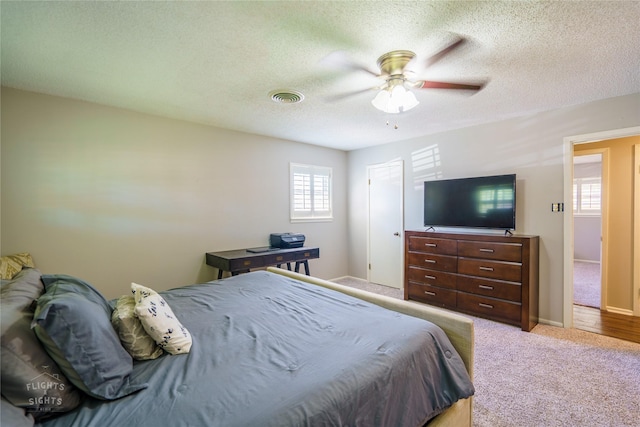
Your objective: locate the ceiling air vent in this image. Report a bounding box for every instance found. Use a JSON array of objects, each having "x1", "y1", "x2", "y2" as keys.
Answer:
[{"x1": 269, "y1": 90, "x2": 304, "y2": 104}]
